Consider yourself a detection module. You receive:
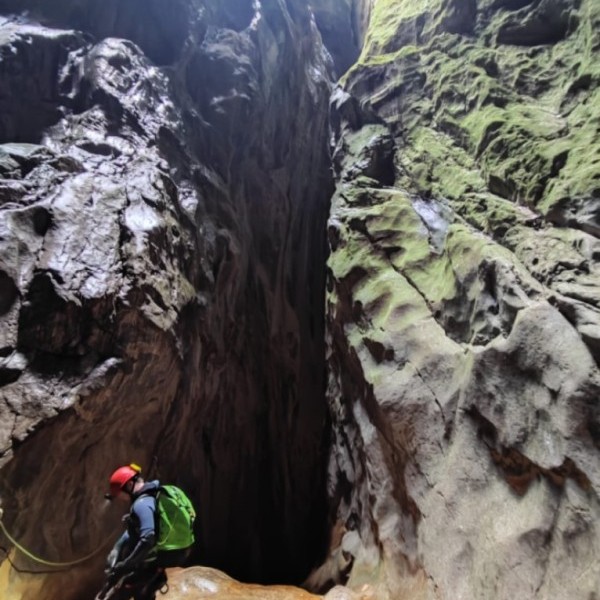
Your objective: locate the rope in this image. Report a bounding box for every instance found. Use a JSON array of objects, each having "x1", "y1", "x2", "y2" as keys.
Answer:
[
  {"x1": 0, "y1": 546, "x2": 63, "y2": 575},
  {"x1": 0, "y1": 518, "x2": 113, "y2": 571}
]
